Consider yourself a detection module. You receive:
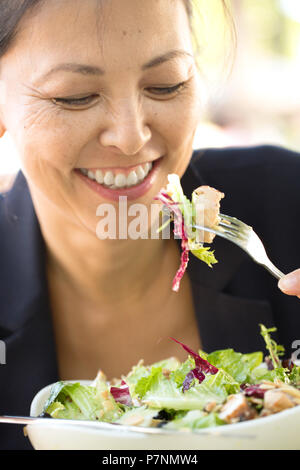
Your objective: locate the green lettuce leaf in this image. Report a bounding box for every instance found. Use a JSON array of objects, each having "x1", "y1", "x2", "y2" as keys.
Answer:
[
  {"x1": 204, "y1": 369, "x2": 240, "y2": 395},
  {"x1": 44, "y1": 380, "x2": 123, "y2": 422},
  {"x1": 150, "y1": 357, "x2": 182, "y2": 370},
  {"x1": 43, "y1": 381, "x2": 67, "y2": 411},
  {"x1": 141, "y1": 370, "x2": 232, "y2": 411},
  {"x1": 250, "y1": 363, "x2": 289, "y2": 383},
  {"x1": 259, "y1": 324, "x2": 285, "y2": 368},
  {"x1": 44, "y1": 382, "x2": 102, "y2": 420},
  {"x1": 115, "y1": 405, "x2": 160, "y2": 427},
  {"x1": 166, "y1": 174, "x2": 193, "y2": 230},
  {"x1": 124, "y1": 357, "x2": 180, "y2": 398},
  {"x1": 165, "y1": 410, "x2": 225, "y2": 430},
  {"x1": 135, "y1": 367, "x2": 163, "y2": 399},
  {"x1": 290, "y1": 365, "x2": 300, "y2": 387},
  {"x1": 207, "y1": 349, "x2": 263, "y2": 384},
  {"x1": 170, "y1": 357, "x2": 195, "y2": 388},
  {"x1": 189, "y1": 244, "x2": 218, "y2": 268},
  {"x1": 45, "y1": 401, "x2": 66, "y2": 418}
]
